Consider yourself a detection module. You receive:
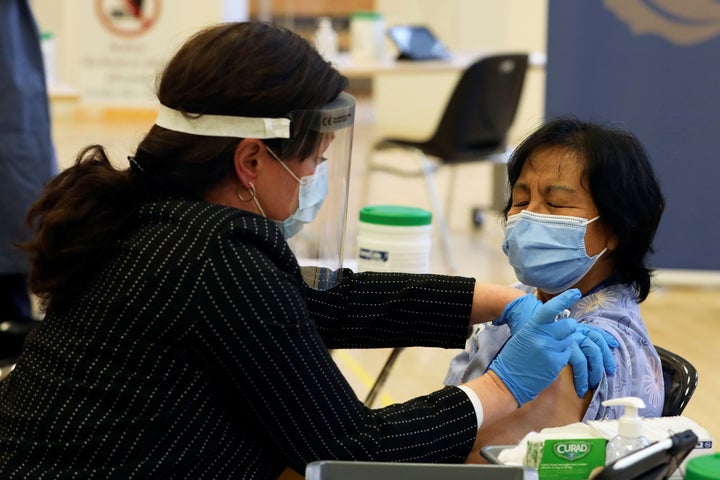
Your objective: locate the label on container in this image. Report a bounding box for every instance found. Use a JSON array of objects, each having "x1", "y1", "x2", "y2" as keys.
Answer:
[{"x1": 359, "y1": 248, "x2": 389, "y2": 263}]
